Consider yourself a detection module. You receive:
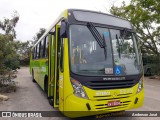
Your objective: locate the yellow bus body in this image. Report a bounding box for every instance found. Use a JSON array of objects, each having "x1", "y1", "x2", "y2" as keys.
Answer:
[{"x1": 30, "y1": 9, "x2": 144, "y2": 118}]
